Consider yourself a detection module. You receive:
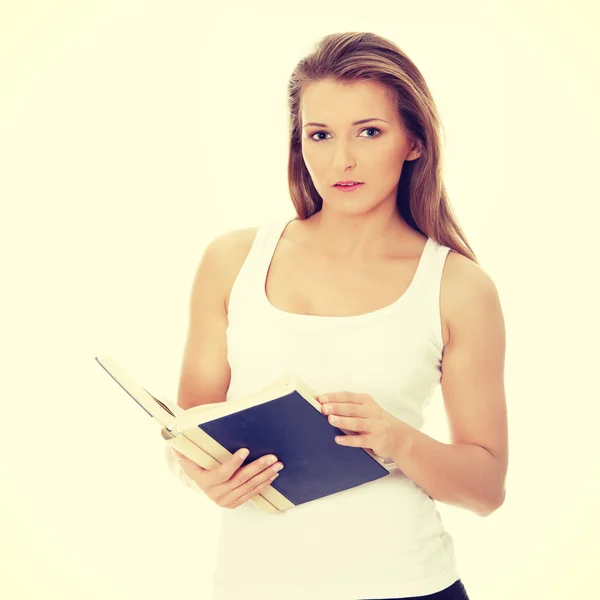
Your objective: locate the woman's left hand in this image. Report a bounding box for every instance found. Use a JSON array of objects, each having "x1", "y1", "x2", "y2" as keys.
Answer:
[{"x1": 317, "y1": 392, "x2": 404, "y2": 460}]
